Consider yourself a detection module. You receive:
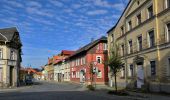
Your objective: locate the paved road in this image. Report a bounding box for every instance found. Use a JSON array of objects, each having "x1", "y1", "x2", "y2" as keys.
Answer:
[
  {"x1": 0, "y1": 81, "x2": 126, "y2": 100},
  {"x1": 0, "y1": 81, "x2": 170, "y2": 100}
]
